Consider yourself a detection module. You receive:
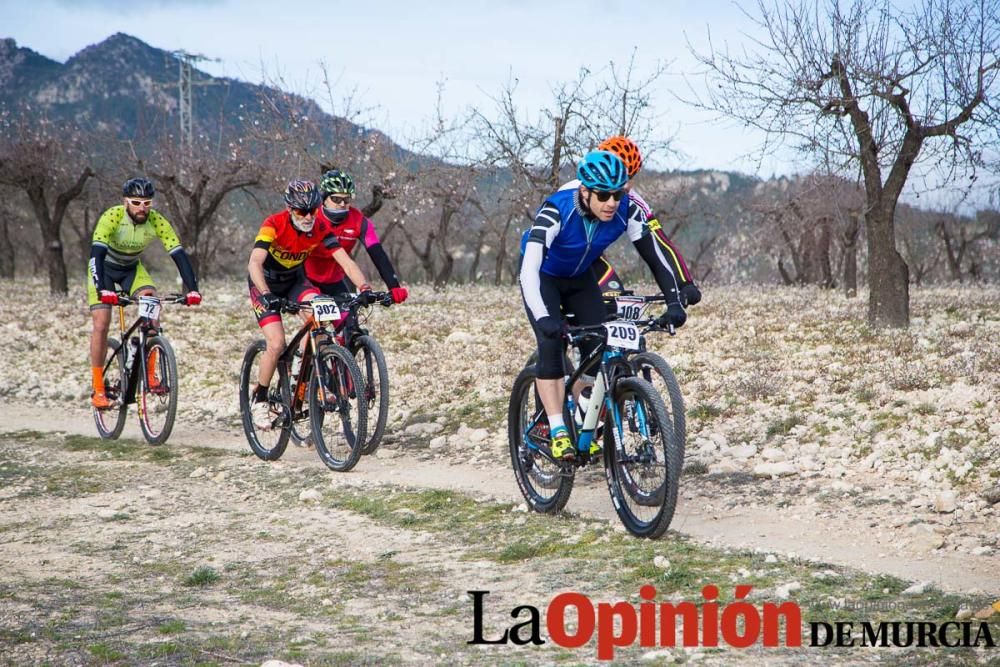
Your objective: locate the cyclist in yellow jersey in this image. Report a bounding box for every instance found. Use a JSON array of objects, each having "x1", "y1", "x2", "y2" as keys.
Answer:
[{"x1": 87, "y1": 178, "x2": 201, "y2": 409}]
